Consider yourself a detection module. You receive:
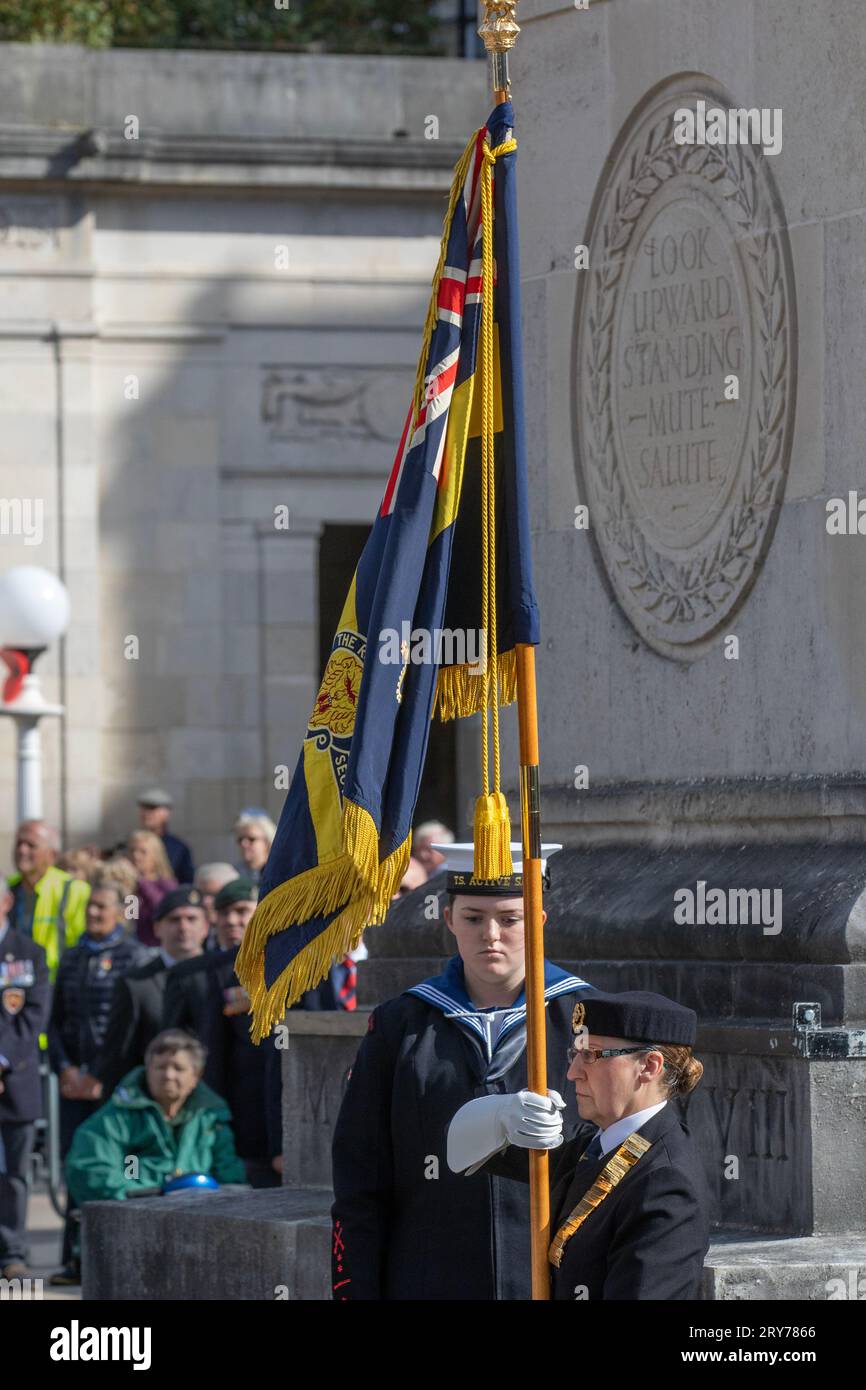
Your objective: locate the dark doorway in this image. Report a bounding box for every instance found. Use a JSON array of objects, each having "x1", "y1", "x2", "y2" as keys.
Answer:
[{"x1": 317, "y1": 524, "x2": 458, "y2": 840}]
